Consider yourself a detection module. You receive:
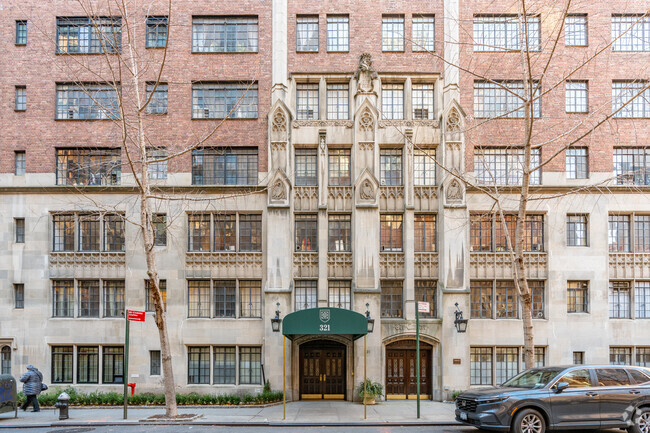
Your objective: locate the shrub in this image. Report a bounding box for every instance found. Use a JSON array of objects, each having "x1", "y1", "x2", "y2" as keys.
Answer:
[
  {"x1": 263, "y1": 380, "x2": 272, "y2": 393},
  {"x1": 451, "y1": 390, "x2": 464, "y2": 401},
  {"x1": 357, "y1": 379, "x2": 383, "y2": 398}
]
